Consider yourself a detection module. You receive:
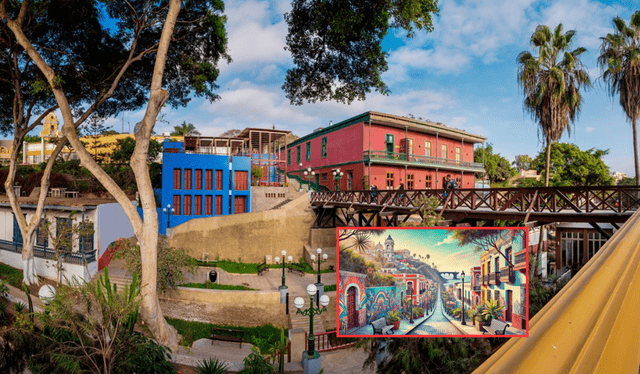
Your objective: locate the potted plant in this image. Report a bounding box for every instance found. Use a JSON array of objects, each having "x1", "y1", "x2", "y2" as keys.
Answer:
[
  {"x1": 412, "y1": 307, "x2": 424, "y2": 319},
  {"x1": 386, "y1": 310, "x2": 401, "y2": 331},
  {"x1": 451, "y1": 307, "x2": 462, "y2": 320},
  {"x1": 481, "y1": 300, "x2": 505, "y2": 323}
]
